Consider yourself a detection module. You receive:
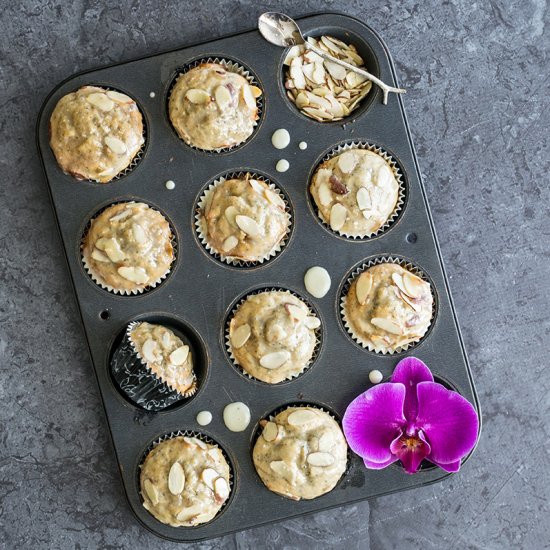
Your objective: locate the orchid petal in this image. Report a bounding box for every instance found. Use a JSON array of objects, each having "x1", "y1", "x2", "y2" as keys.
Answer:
[
  {"x1": 343, "y1": 383, "x2": 406, "y2": 464},
  {"x1": 364, "y1": 455, "x2": 399, "y2": 469},
  {"x1": 390, "y1": 429, "x2": 431, "y2": 474},
  {"x1": 390, "y1": 357, "x2": 433, "y2": 421},
  {"x1": 427, "y1": 458, "x2": 461, "y2": 473},
  {"x1": 416, "y1": 382, "x2": 479, "y2": 467}
]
